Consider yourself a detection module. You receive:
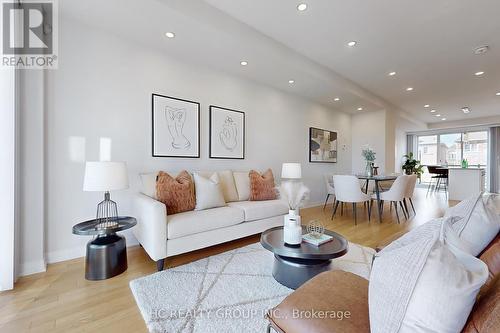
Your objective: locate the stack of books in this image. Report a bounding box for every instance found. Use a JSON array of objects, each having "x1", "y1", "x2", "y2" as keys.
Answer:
[{"x1": 302, "y1": 233, "x2": 333, "y2": 246}]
